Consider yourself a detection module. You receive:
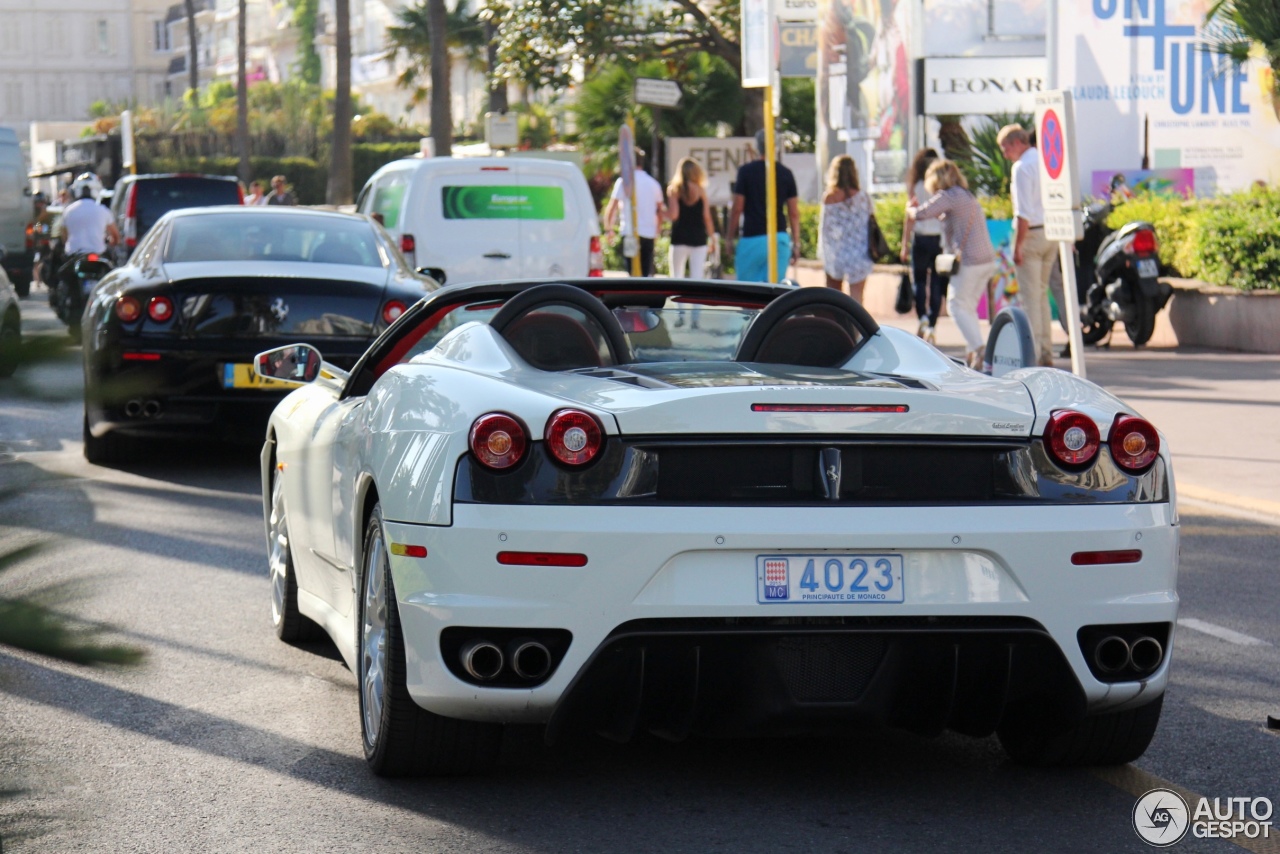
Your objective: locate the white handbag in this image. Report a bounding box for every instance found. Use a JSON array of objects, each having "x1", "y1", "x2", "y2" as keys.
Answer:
[{"x1": 935, "y1": 253, "x2": 958, "y2": 275}]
